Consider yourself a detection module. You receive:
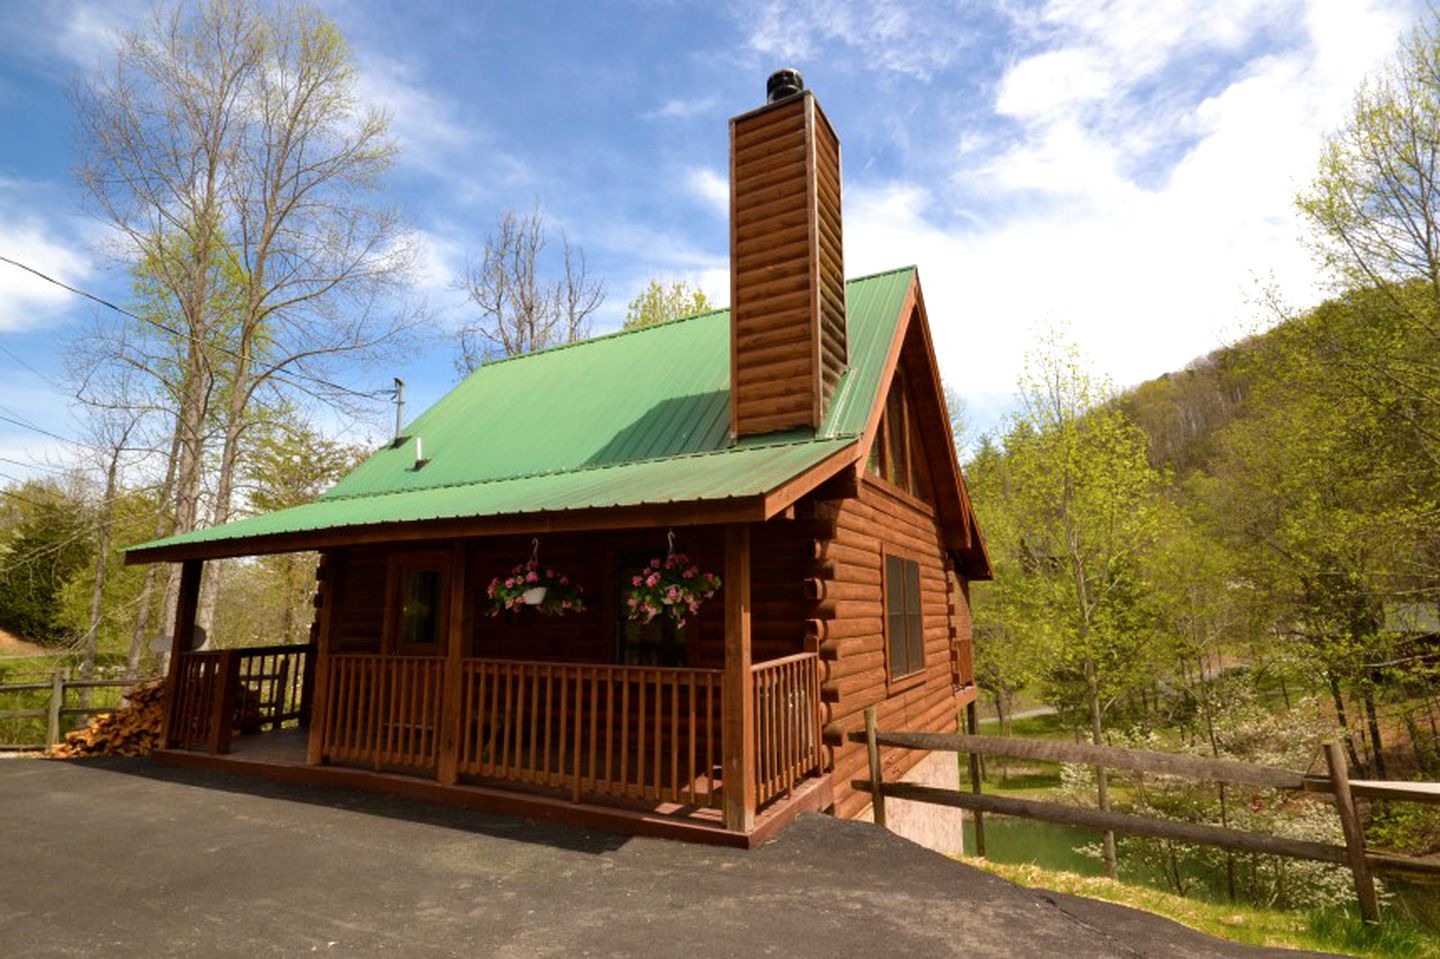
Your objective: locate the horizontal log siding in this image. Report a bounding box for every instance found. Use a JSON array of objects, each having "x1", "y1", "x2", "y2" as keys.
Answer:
[
  {"x1": 808, "y1": 479, "x2": 973, "y2": 818},
  {"x1": 321, "y1": 529, "x2": 728, "y2": 670},
  {"x1": 813, "y1": 107, "x2": 845, "y2": 401},
  {"x1": 731, "y1": 93, "x2": 829, "y2": 437}
]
